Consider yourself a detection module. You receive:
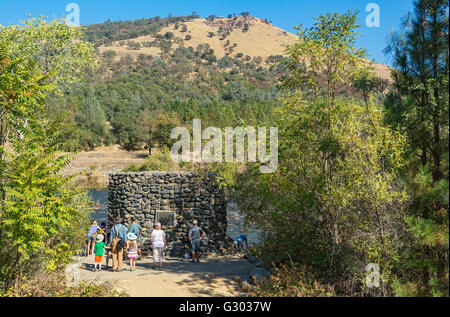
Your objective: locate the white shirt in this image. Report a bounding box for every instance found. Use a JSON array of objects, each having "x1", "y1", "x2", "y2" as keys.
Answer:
[{"x1": 151, "y1": 229, "x2": 166, "y2": 248}]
